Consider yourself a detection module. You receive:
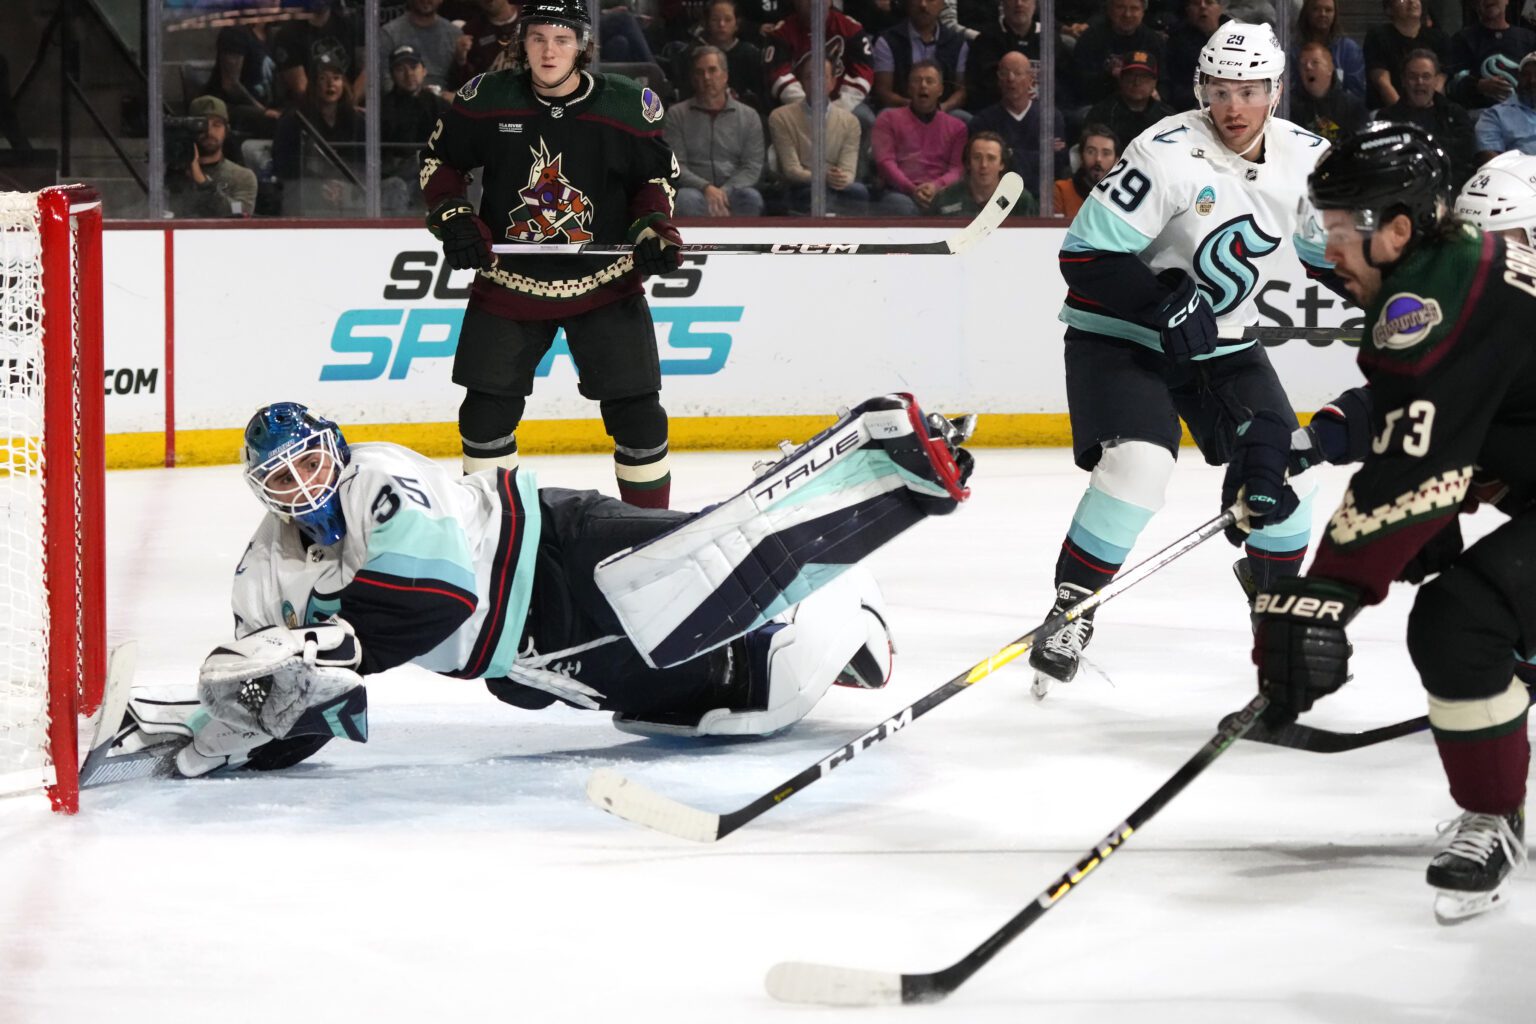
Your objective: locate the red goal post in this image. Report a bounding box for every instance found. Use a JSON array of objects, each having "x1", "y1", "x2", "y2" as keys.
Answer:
[{"x1": 0, "y1": 184, "x2": 107, "y2": 814}]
